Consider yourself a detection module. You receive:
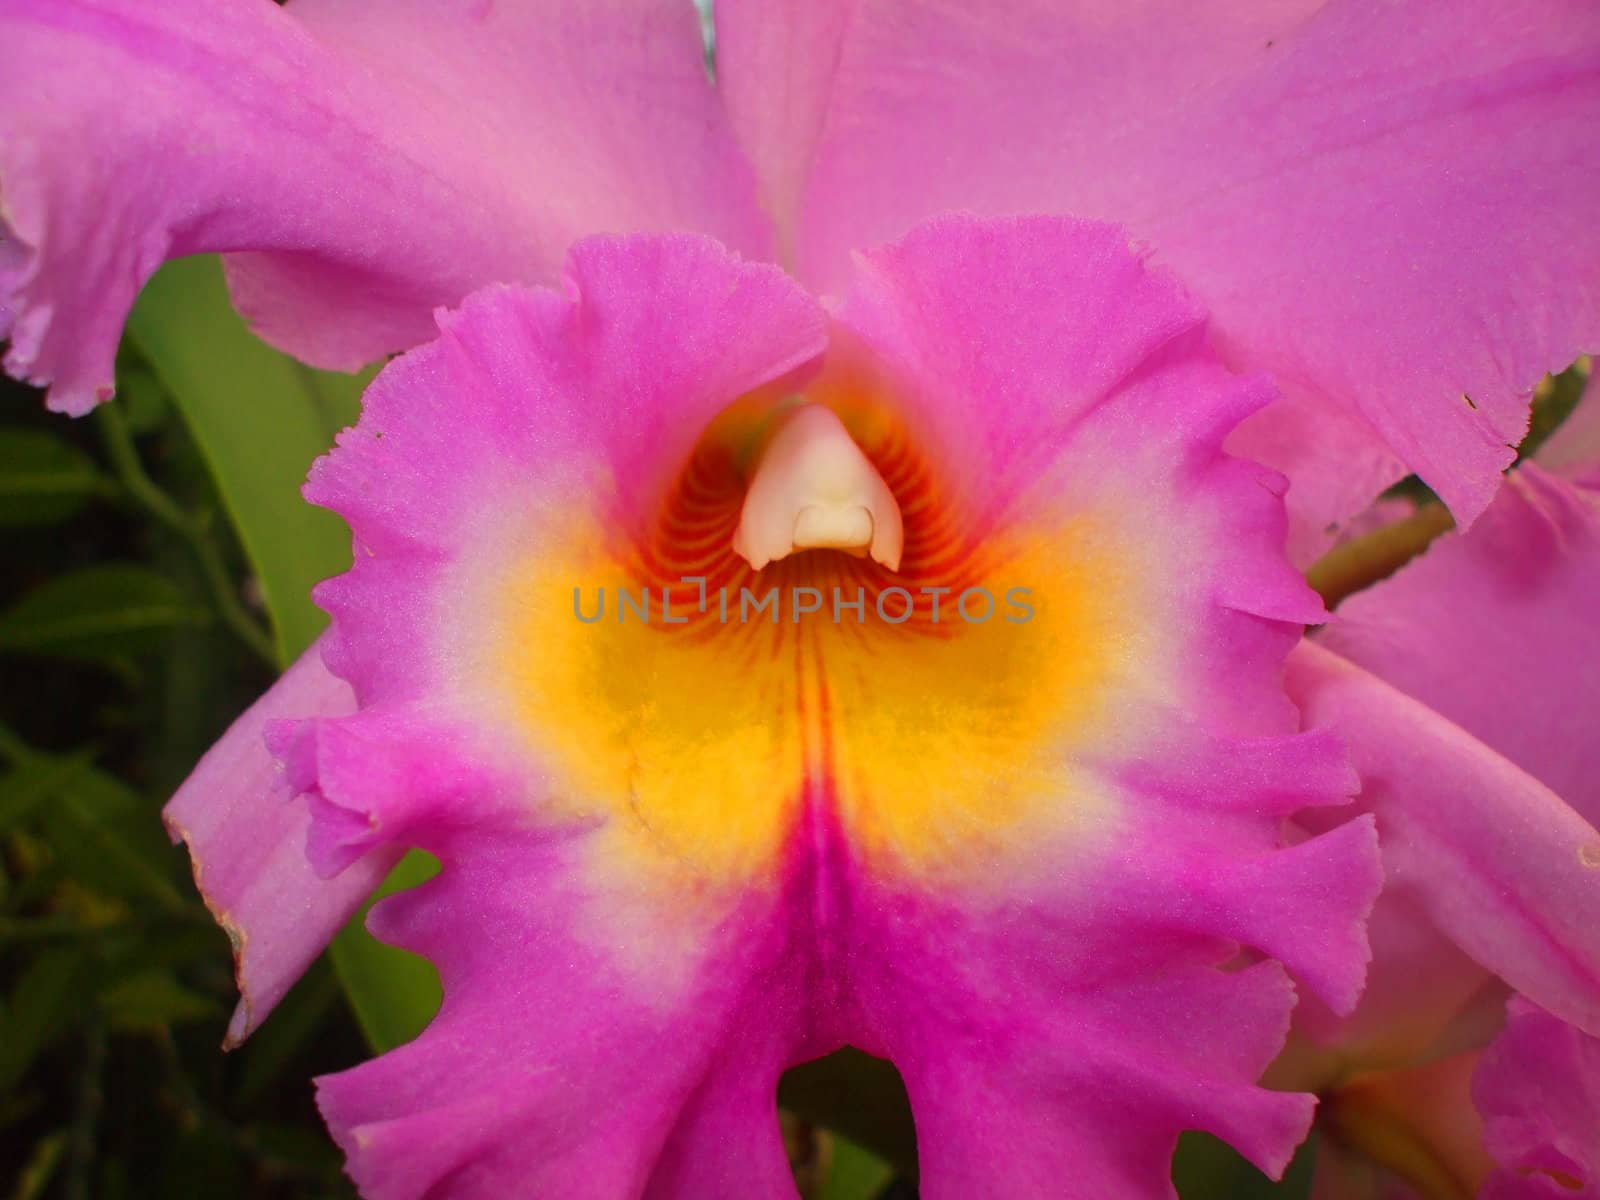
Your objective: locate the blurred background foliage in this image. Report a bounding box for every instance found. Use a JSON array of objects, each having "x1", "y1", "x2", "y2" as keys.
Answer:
[{"x1": 0, "y1": 253, "x2": 1586, "y2": 1198}]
